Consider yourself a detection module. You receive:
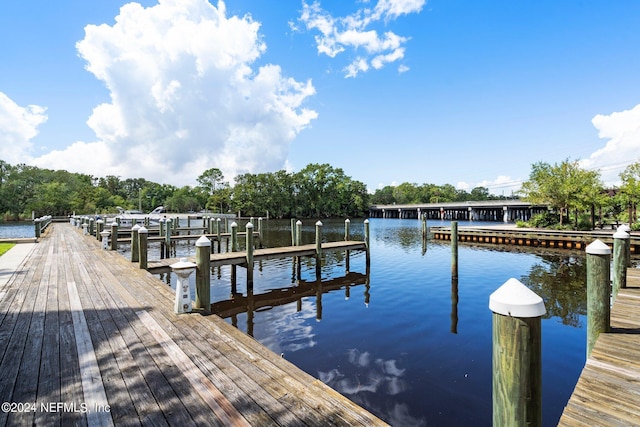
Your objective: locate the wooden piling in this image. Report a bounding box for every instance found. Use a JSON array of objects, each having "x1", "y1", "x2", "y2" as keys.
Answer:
[
  {"x1": 613, "y1": 229, "x2": 629, "y2": 298},
  {"x1": 96, "y1": 219, "x2": 103, "y2": 241},
  {"x1": 364, "y1": 219, "x2": 370, "y2": 268},
  {"x1": 130, "y1": 224, "x2": 140, "y2": 263},
  {"x1": 291, "y1": 219, "x2": 296, "y2": 246},
  {"x1": 315, "y1": 221, "x2": 323, "y2": 278},
  {"x1": 490, "y1": 278, "x2": 546, "y2": 427},
  {"x1": 194, "y1": 235, "x2": 211, "y2": 311},
  {"x1": 246, "y1": 223, "x2": 254, "y2": 287},
  {"x1": 345, "y1": 218, "x2": 351, "y2": 272},
  {"x1": 216, "y1": 218, "x2": 221, "y2": 253},
  {"x1": 618, "y1": 224, "x2": 632, "y2": 267},
  {"x1": 110, "y1": 222, "x2": 118, "y2": 251},
  {"x1": 296, "y1": 220, "x2": 302, "y2": 246},
  {"x1": 138, "y1": 226, "x2": 148, "y2": 269},
  {"x1": 164, "y1": 218, "x2": 172, "y2": 259},
  {"x1": 586, "y1": 239, "x2": 611, "y2": 358},
  {"x1": 231, "y1": 222, "x2": 238, "y2": 251}
]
